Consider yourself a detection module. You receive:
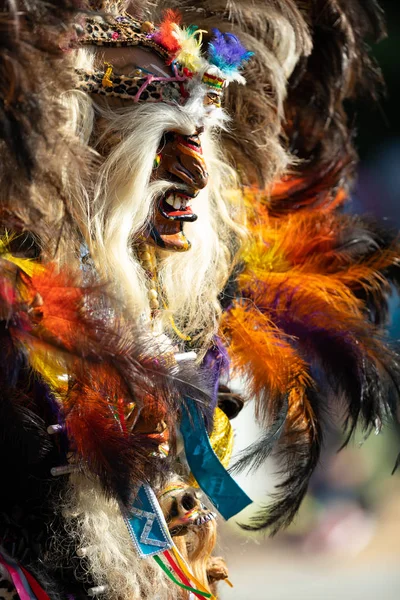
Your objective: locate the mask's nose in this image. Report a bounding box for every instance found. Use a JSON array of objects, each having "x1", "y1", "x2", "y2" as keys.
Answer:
[
  {"x1": 157, "y1": 131, "x2": 209, "y2": 194},
  {"x1": 174, "y1": 133, "x2": 209, "y2": 191}
]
